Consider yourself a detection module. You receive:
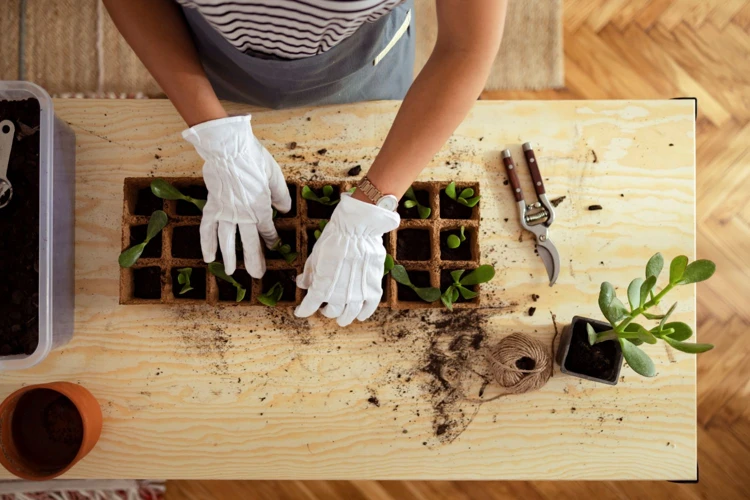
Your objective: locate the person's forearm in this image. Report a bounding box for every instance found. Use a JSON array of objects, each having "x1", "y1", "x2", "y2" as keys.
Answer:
[{"x1": 103, "y1": 0, "x2": 226, "y2": 126}]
